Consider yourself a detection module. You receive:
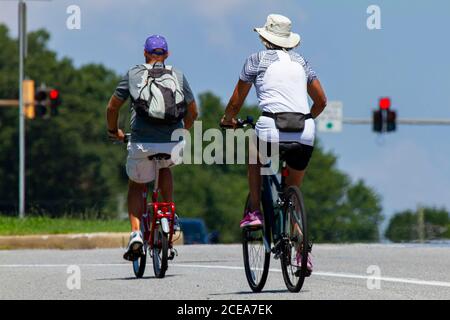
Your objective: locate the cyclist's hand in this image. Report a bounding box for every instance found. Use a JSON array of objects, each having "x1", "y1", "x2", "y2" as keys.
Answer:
[
  {"x1": 108, "y1": 128, "x2": 125, "y2": 141},
  {"x1": 220, "y1": 115, "x2": 237, "y2": 129}
]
